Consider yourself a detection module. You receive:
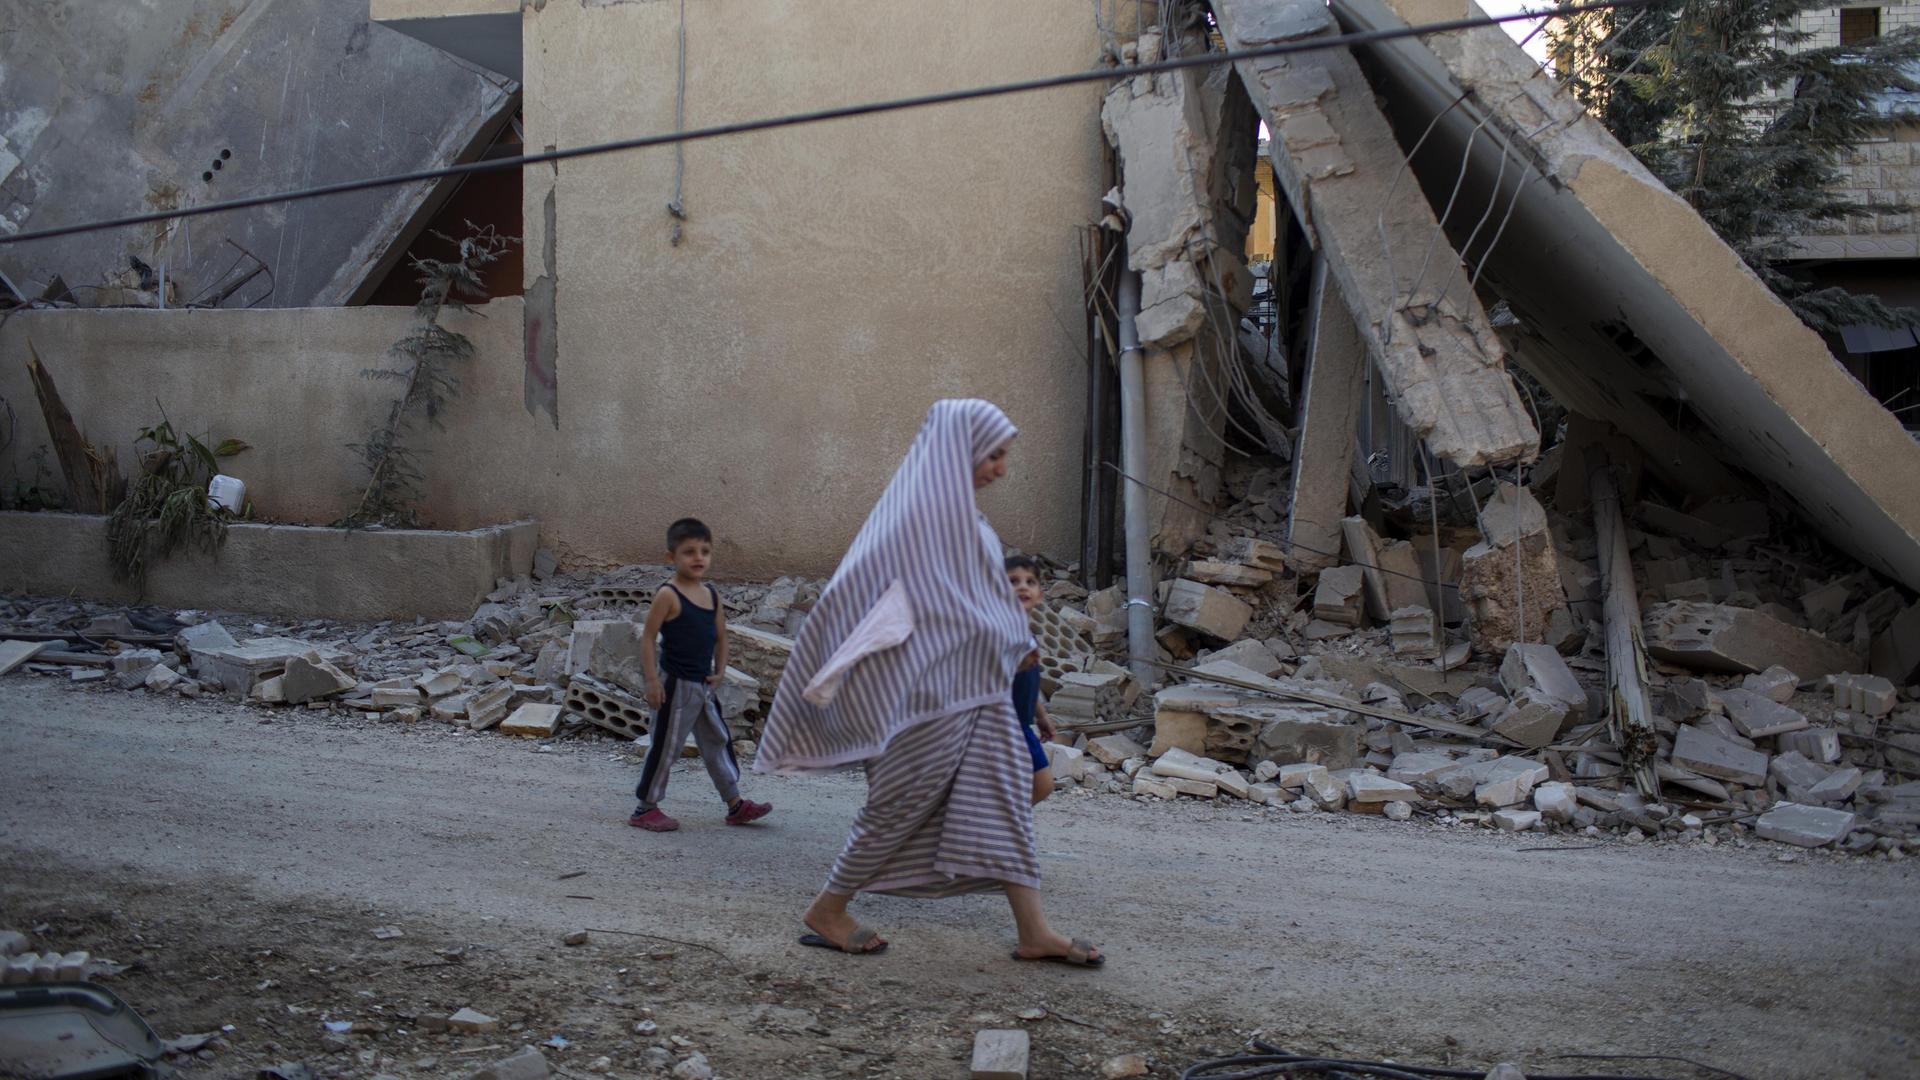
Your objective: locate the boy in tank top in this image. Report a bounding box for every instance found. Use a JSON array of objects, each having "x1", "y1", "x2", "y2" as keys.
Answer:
[{"x1": 629, "y1": 518, "x2": 773, "y2": 832}]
